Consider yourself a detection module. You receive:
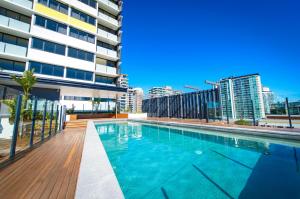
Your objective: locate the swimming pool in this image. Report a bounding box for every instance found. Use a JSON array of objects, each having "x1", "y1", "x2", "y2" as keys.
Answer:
[{"x1": 95, "y1": 122, "x2": 300, "y2": 199}]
